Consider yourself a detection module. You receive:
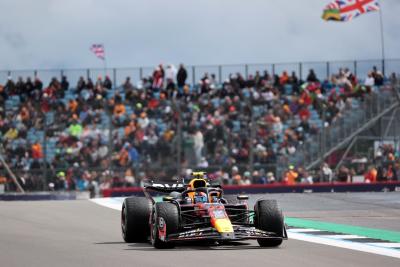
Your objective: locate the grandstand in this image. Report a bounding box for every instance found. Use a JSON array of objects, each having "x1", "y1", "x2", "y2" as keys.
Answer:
[{"x1": 0, "y1": 60, "x2": 399, "y2": 192}]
